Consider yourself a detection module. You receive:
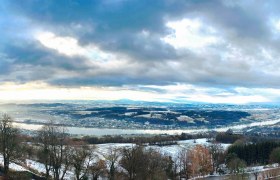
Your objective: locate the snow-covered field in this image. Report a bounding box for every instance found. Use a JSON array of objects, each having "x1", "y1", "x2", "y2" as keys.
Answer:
[
  {"x1": 6, "y1": 139, "x2": 278, "y2": 180},
  {"x1": 89, "y1": 138, "x2": 231, "y2": 166},
  {"x1": 25, "y1": 159, "x2": 75, "y2": 179},
  {"x1": 149, "y1": 138, "x2": 231, "y2": 159},
  {"x1": 0, "y1": 139, "x2": 231, "y2": 179},
  {"x1": 0, "y1": 155, "x2": 29, "y2": 172}
]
